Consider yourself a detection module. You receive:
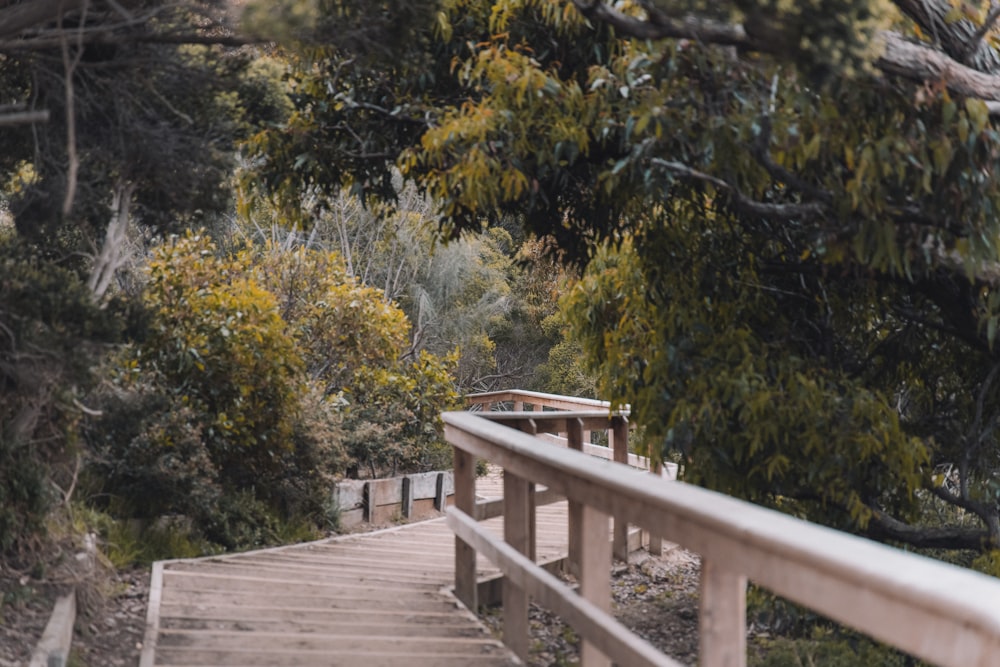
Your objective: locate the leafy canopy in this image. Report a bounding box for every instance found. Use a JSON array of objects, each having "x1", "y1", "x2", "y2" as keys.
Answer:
[{"x1": 244, "y1": 0, "x2": 1000, "y2": 553}]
